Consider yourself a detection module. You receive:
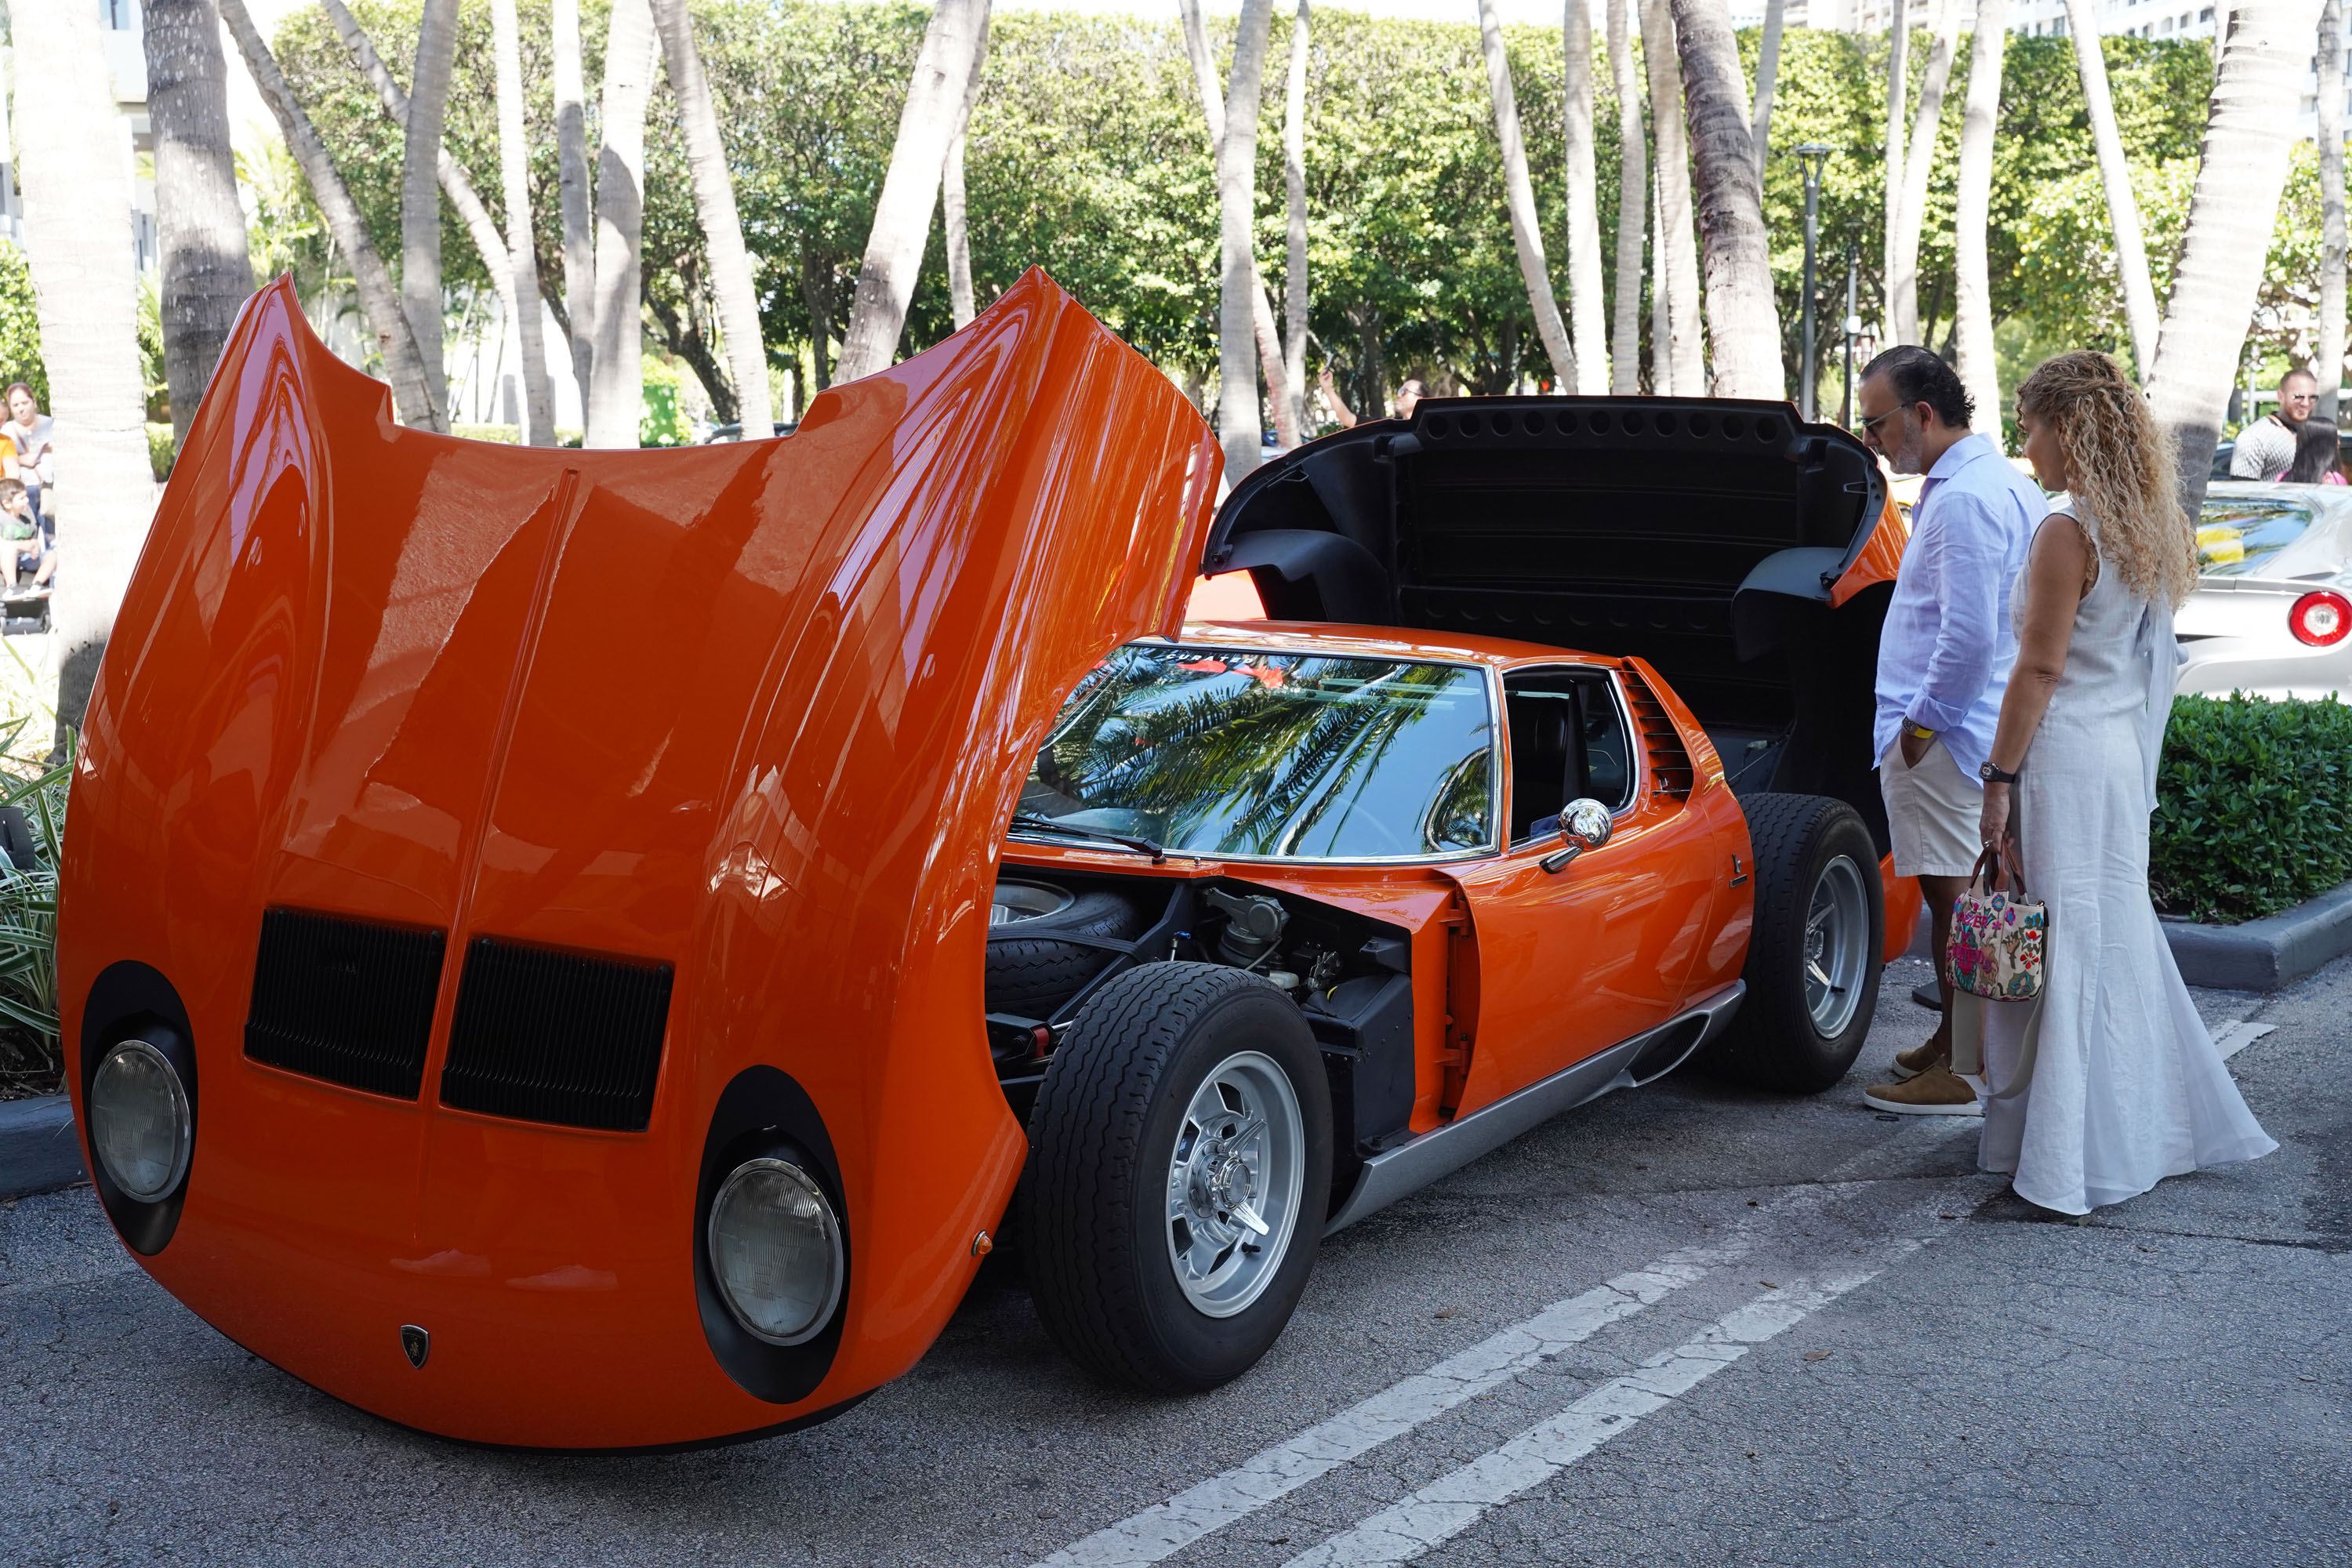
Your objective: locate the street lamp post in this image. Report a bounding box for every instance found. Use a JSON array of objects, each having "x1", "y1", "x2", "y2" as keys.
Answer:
[
  {"x1": 1842, "y1": 251, "x2": 1860, "y2": 428},
  {"x1": 1793, "y1": 143, "x2": 1834, "y2": 422}
]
